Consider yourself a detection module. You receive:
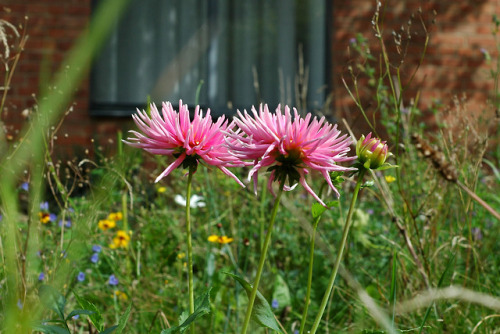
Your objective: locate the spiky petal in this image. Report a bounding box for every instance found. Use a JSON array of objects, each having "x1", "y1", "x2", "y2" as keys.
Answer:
[
  {"x1": 226, "y1": 104, "x2": 355, "y2": 206},
  {"x1": 124, "y1": 100, "x2": 245, "y2": 186}
]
